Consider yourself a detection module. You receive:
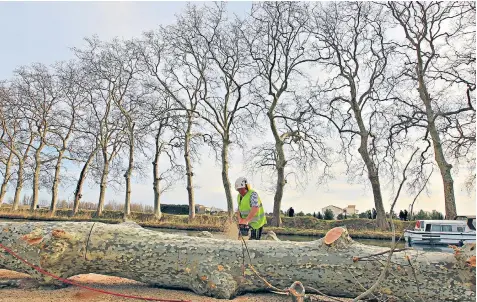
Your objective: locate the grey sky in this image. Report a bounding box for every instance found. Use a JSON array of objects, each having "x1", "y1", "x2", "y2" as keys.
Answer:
[{"x1": 0, "y1": 1, "x2": 474, "y2": 216}]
